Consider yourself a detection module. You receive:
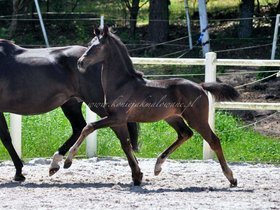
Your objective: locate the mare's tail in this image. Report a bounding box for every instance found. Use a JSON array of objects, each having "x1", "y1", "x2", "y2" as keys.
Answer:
[{"x1": 201, "y1": 82, "x2": 239, "y2": 102}]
